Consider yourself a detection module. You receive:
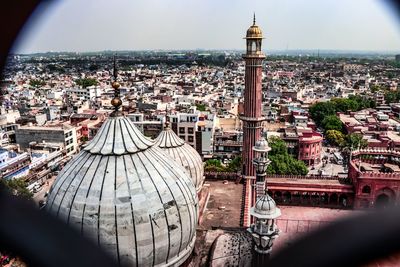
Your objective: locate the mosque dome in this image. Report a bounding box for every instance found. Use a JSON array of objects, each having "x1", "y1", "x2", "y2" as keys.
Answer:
[
  {"x1": 246, "y1": 25, "x2": 263, "y2": 39},
  {"x1": 46, "y1": 115, "x2": 198, "y2": 266},
  {"x1": 250, "y1": 194, "x2": 281, "y2": 219},
  {"x1": 246, "y1": 14, "x2": 263, "y2": 39},
  {"x1": 253, "y1": 137, "x2": 271, "y2": 153},
  {"x1": 154, "y1": 127, "x2": 204, "y2": 193}
]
